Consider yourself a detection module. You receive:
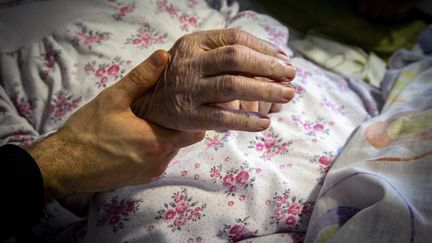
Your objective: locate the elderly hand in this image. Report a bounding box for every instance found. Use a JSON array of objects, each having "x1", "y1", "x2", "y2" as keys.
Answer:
[
  {"x1": 27, "y1": 50, "x2": 204, "y2": 201},
  {"x1": 132, "y1": 29, "x2": 296, "y2": 132}
]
